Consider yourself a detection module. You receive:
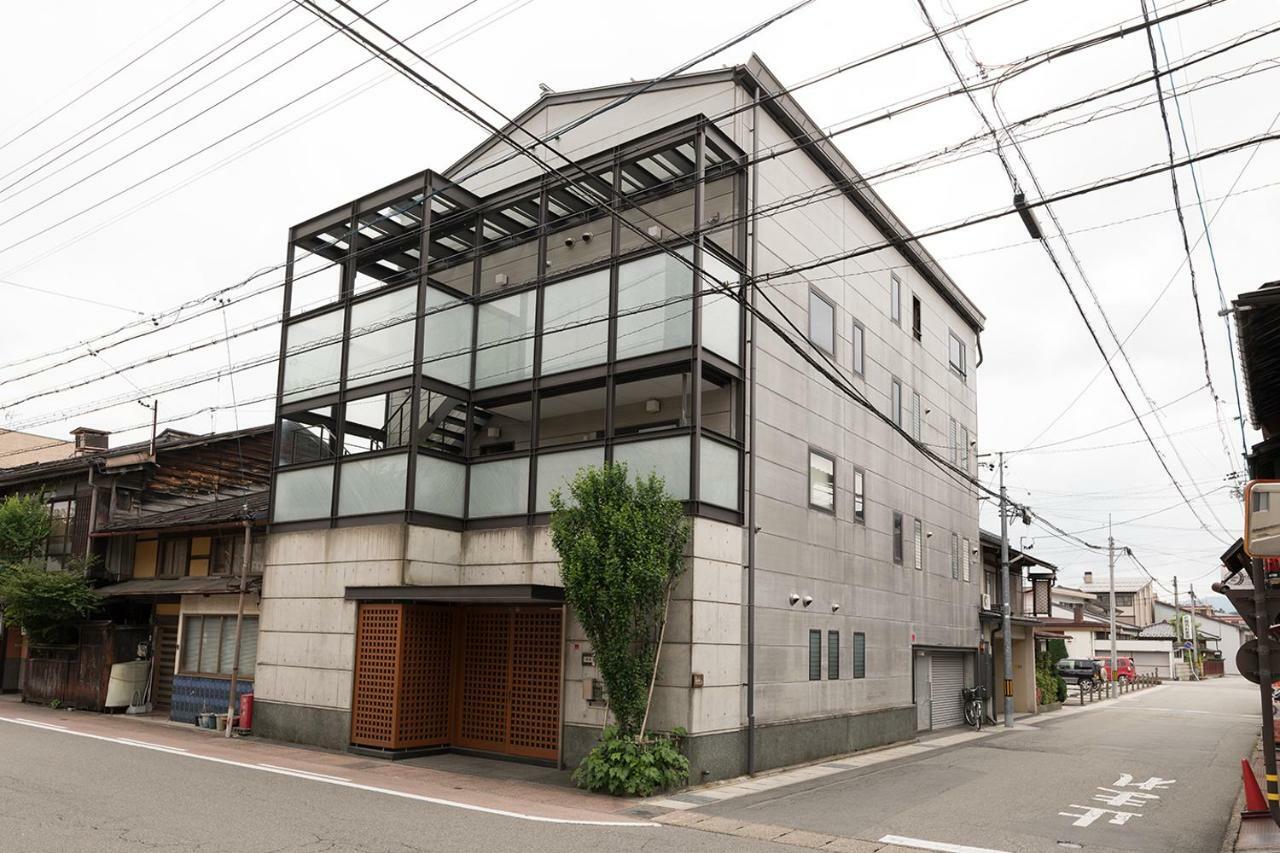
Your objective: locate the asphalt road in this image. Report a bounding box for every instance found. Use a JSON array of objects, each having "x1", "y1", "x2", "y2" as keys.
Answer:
[
  {"x1": 700, "y1": 678, "x2": 1261, "y2": 853},
  {"x1": 0, "y1": 720, "x2": 771, "y2": 853}
]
